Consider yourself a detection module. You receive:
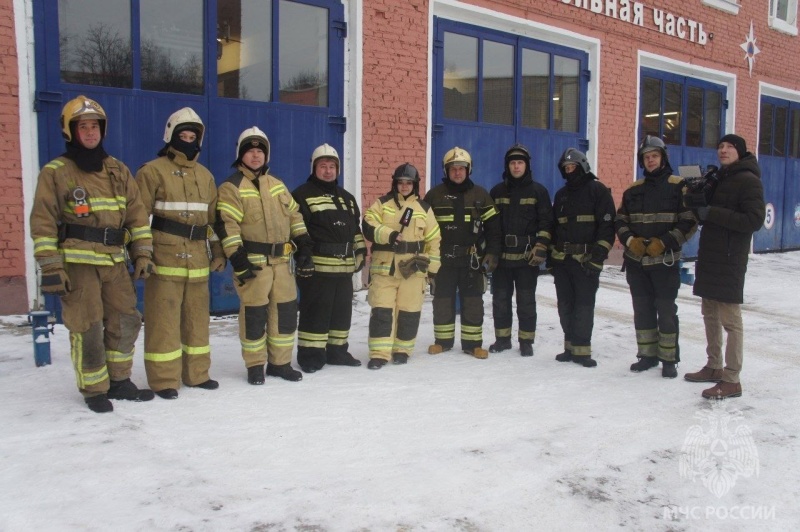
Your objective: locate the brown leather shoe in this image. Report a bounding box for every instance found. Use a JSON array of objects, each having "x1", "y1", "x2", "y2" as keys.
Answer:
[
  {"x1": 702, "y1": 381, "x2": 742, "y2": 400},
  {"x1": 464, "y1": 347, "x2": 489, "y2": 359},
  {"x1": 428, "y1": 344, "x2": 450, "y2": 355},
  {"x1": 684, "y1": 366, "x2": 723, "y2": 383}
]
